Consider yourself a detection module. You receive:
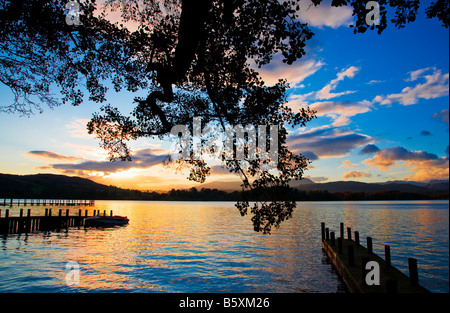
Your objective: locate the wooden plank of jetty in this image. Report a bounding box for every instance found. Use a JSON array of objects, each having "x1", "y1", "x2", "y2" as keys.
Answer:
[
  {"x1": 0, "y1": 199, "x2": 95, "y2": 207},
  {"x1": 321, "y1": 222, "x2": 430, "y2": 293}
]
